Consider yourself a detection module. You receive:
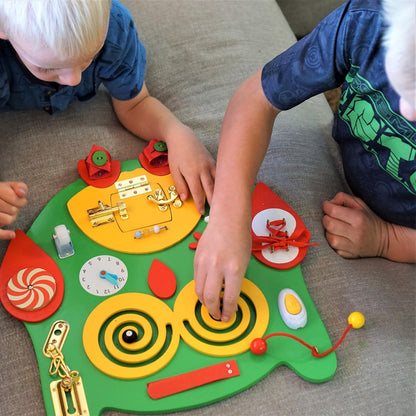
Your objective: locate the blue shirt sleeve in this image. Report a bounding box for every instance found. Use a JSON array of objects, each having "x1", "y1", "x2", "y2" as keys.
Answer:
[
  {"x1": 261, "y1": 0, "x2": 359, "y2": 110},
  {"x1": 98, "y1": 0, "x2": 147, "y2": 101}
]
